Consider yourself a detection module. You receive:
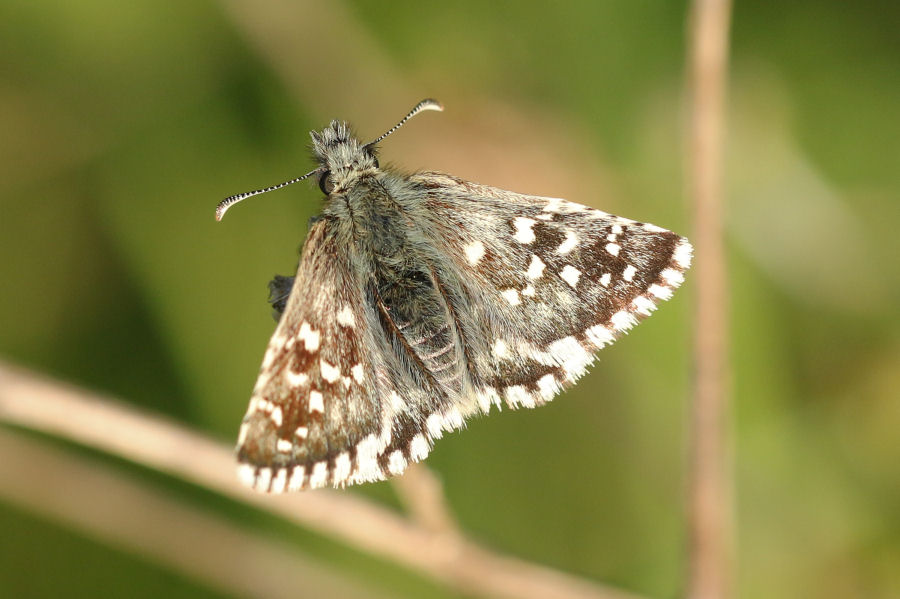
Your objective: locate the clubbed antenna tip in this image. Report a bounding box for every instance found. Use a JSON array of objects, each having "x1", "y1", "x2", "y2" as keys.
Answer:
[{"x1": 366, "y1": 98, "x2": 443, "y2": 147}]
